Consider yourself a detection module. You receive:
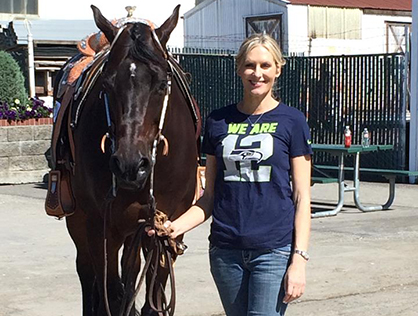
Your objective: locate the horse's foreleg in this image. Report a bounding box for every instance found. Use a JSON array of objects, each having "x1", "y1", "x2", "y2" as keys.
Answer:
[
  {"x1": 86, "y1": 215, "x2": 124, "y2": 316},
  {"x1": 120, "y1": 235, "x2": 142, "y2": 316},
  {"x1": 66, "y1": 210, "x2": 97, "y2": 316}
]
